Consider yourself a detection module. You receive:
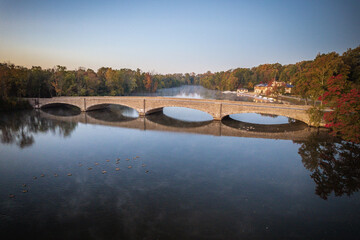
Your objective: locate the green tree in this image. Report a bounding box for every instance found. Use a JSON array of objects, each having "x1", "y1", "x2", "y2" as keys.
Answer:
[
  {"x1": 342, "y1": 46, "x2": 360, "y2": 85},
  {"x1": 105, "y1": 68, "x2": 124, "y2": 96},
  {"x1": 292, "y1": 61, "x2": 313, "y2": 105},
  {"x1": 307, "y1": 52, "x2": 350, "y2": 105}
]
